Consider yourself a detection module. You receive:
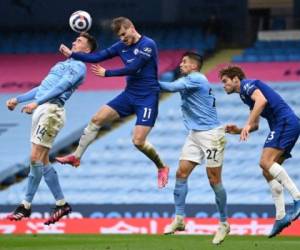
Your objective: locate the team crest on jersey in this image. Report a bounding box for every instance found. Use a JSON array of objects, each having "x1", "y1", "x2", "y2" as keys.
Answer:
[
  {"x1": 143, "y1": 47, "x2": 152, "y2": 53},
  {"x1": 133, "y1": 48, "x2": 139, "y2": 55}
]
